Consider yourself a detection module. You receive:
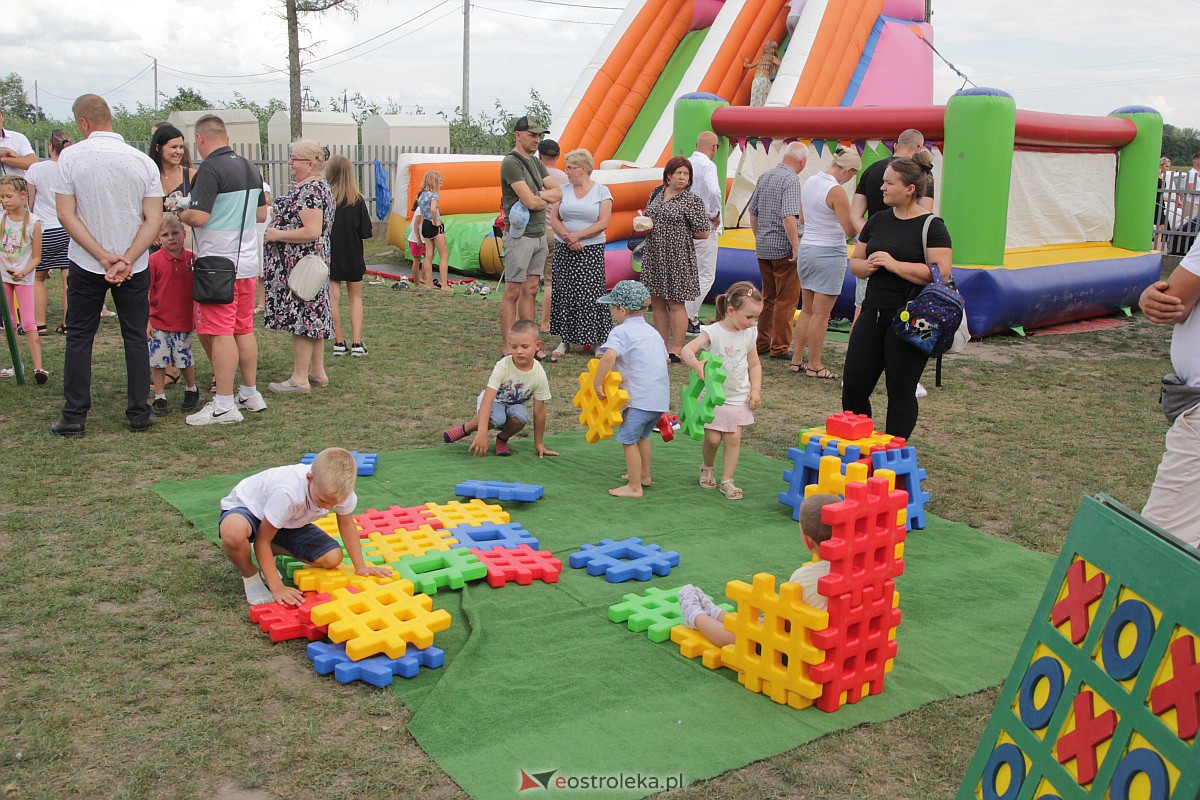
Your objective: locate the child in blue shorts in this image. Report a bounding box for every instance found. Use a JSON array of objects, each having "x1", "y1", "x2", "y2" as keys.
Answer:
[
  {"x1": 594, "y1": 280, "x2": 670, "y2": 498},
  {"x1": 218, "y1": 447, "x2": 391, "y2": 606}
]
